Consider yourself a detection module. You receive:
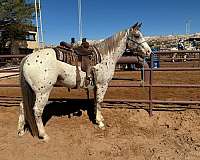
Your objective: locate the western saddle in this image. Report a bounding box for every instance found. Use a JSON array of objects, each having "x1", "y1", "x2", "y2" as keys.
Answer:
[{"x1": 53, "y1": 39, "x2": 101, "y2": 88}]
